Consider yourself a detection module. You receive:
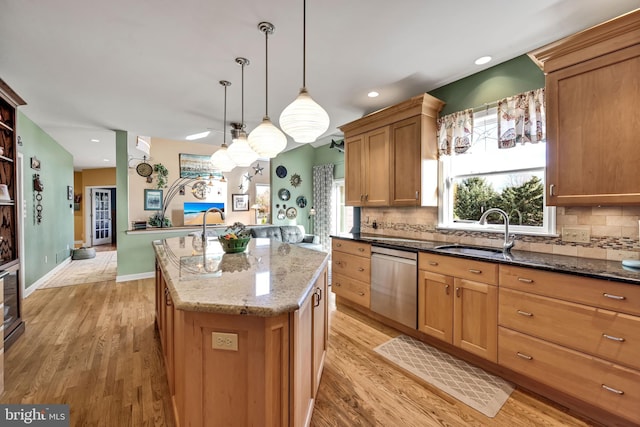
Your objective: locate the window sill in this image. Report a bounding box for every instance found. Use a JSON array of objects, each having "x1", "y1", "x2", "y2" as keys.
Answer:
[{"x1": 436, "y1": 224, "x2": 559, "y2": 238}]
